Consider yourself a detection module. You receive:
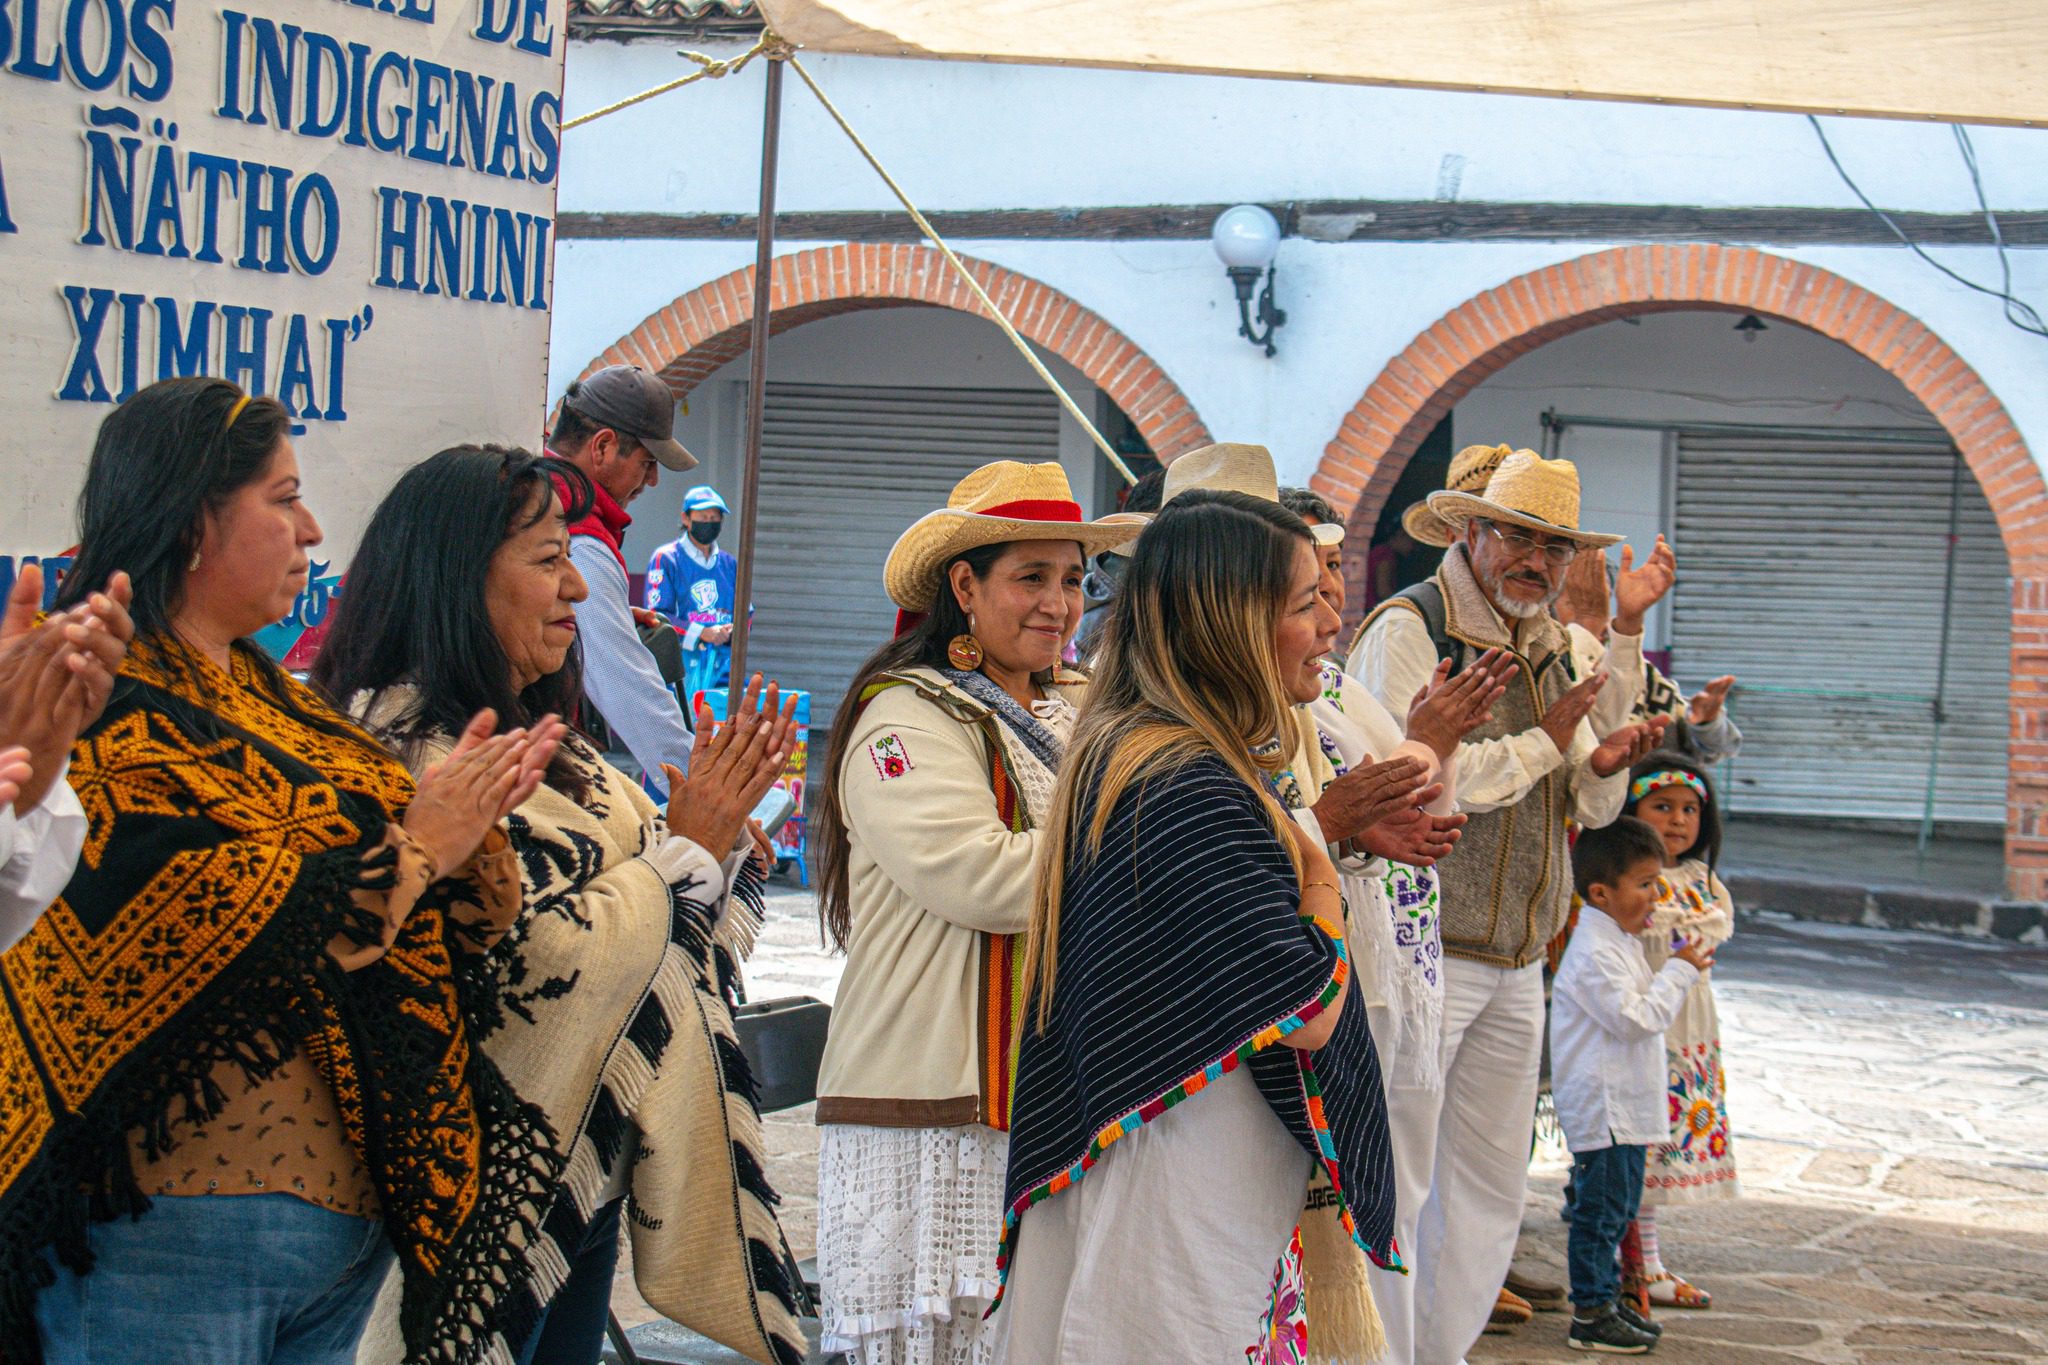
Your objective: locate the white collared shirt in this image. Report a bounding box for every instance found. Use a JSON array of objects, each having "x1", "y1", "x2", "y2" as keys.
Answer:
[
  {"x1": 1549, "y1": 906, "x2": 1700, "y2": 1152},
  {"x1": 0, "y1": 763, "x2": 88, "y2": 952},
  {"x1": 1348, "y1": 600, "x2": 1631, "y2": 823}
]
